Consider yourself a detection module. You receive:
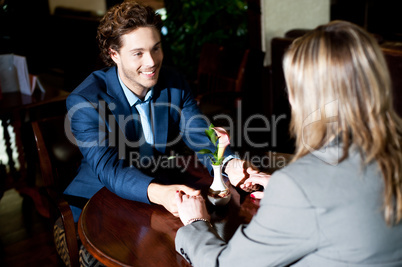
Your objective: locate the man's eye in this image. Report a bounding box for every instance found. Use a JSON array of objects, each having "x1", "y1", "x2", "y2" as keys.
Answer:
[{"x1": 134, "y1": 52, "x2": 142, "y2": 56}]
